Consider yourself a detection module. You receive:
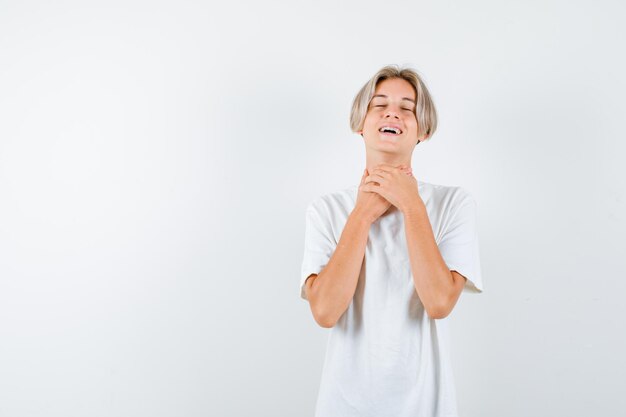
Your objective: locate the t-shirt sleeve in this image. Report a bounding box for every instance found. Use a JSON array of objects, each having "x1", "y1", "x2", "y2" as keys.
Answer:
[
  {"x1": 437, "y1": 194, "x2": 484, "y2": 293},
  {"x1": 299, "y1": 203, "x2": 337, "y2": 300}
]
